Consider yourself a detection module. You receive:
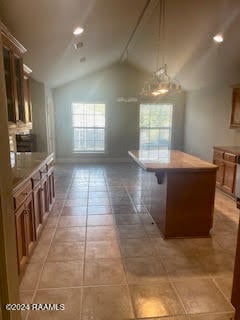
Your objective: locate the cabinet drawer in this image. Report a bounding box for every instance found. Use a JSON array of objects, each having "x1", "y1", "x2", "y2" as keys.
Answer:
[
  {"x1": 213, "y1": 150, "x2": 224, "y2": 160},
  {"x1": 224, "y1": 153, "x2": 237, "y2": 163},
  {"x1": 13, "y1": 180, "x2": 32, "y2": 210}
]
